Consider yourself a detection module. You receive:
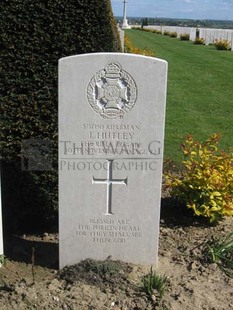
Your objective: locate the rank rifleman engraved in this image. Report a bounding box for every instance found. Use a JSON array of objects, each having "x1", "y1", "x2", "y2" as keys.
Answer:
[{"x1": 87, "y1": 62, "x2": 137, "y2": 119}]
